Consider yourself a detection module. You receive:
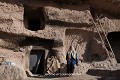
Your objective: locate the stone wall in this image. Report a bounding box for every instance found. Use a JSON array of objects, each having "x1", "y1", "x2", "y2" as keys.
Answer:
[{"x1": 0, "y1": 0, "x2": 119, "y2": 79}]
